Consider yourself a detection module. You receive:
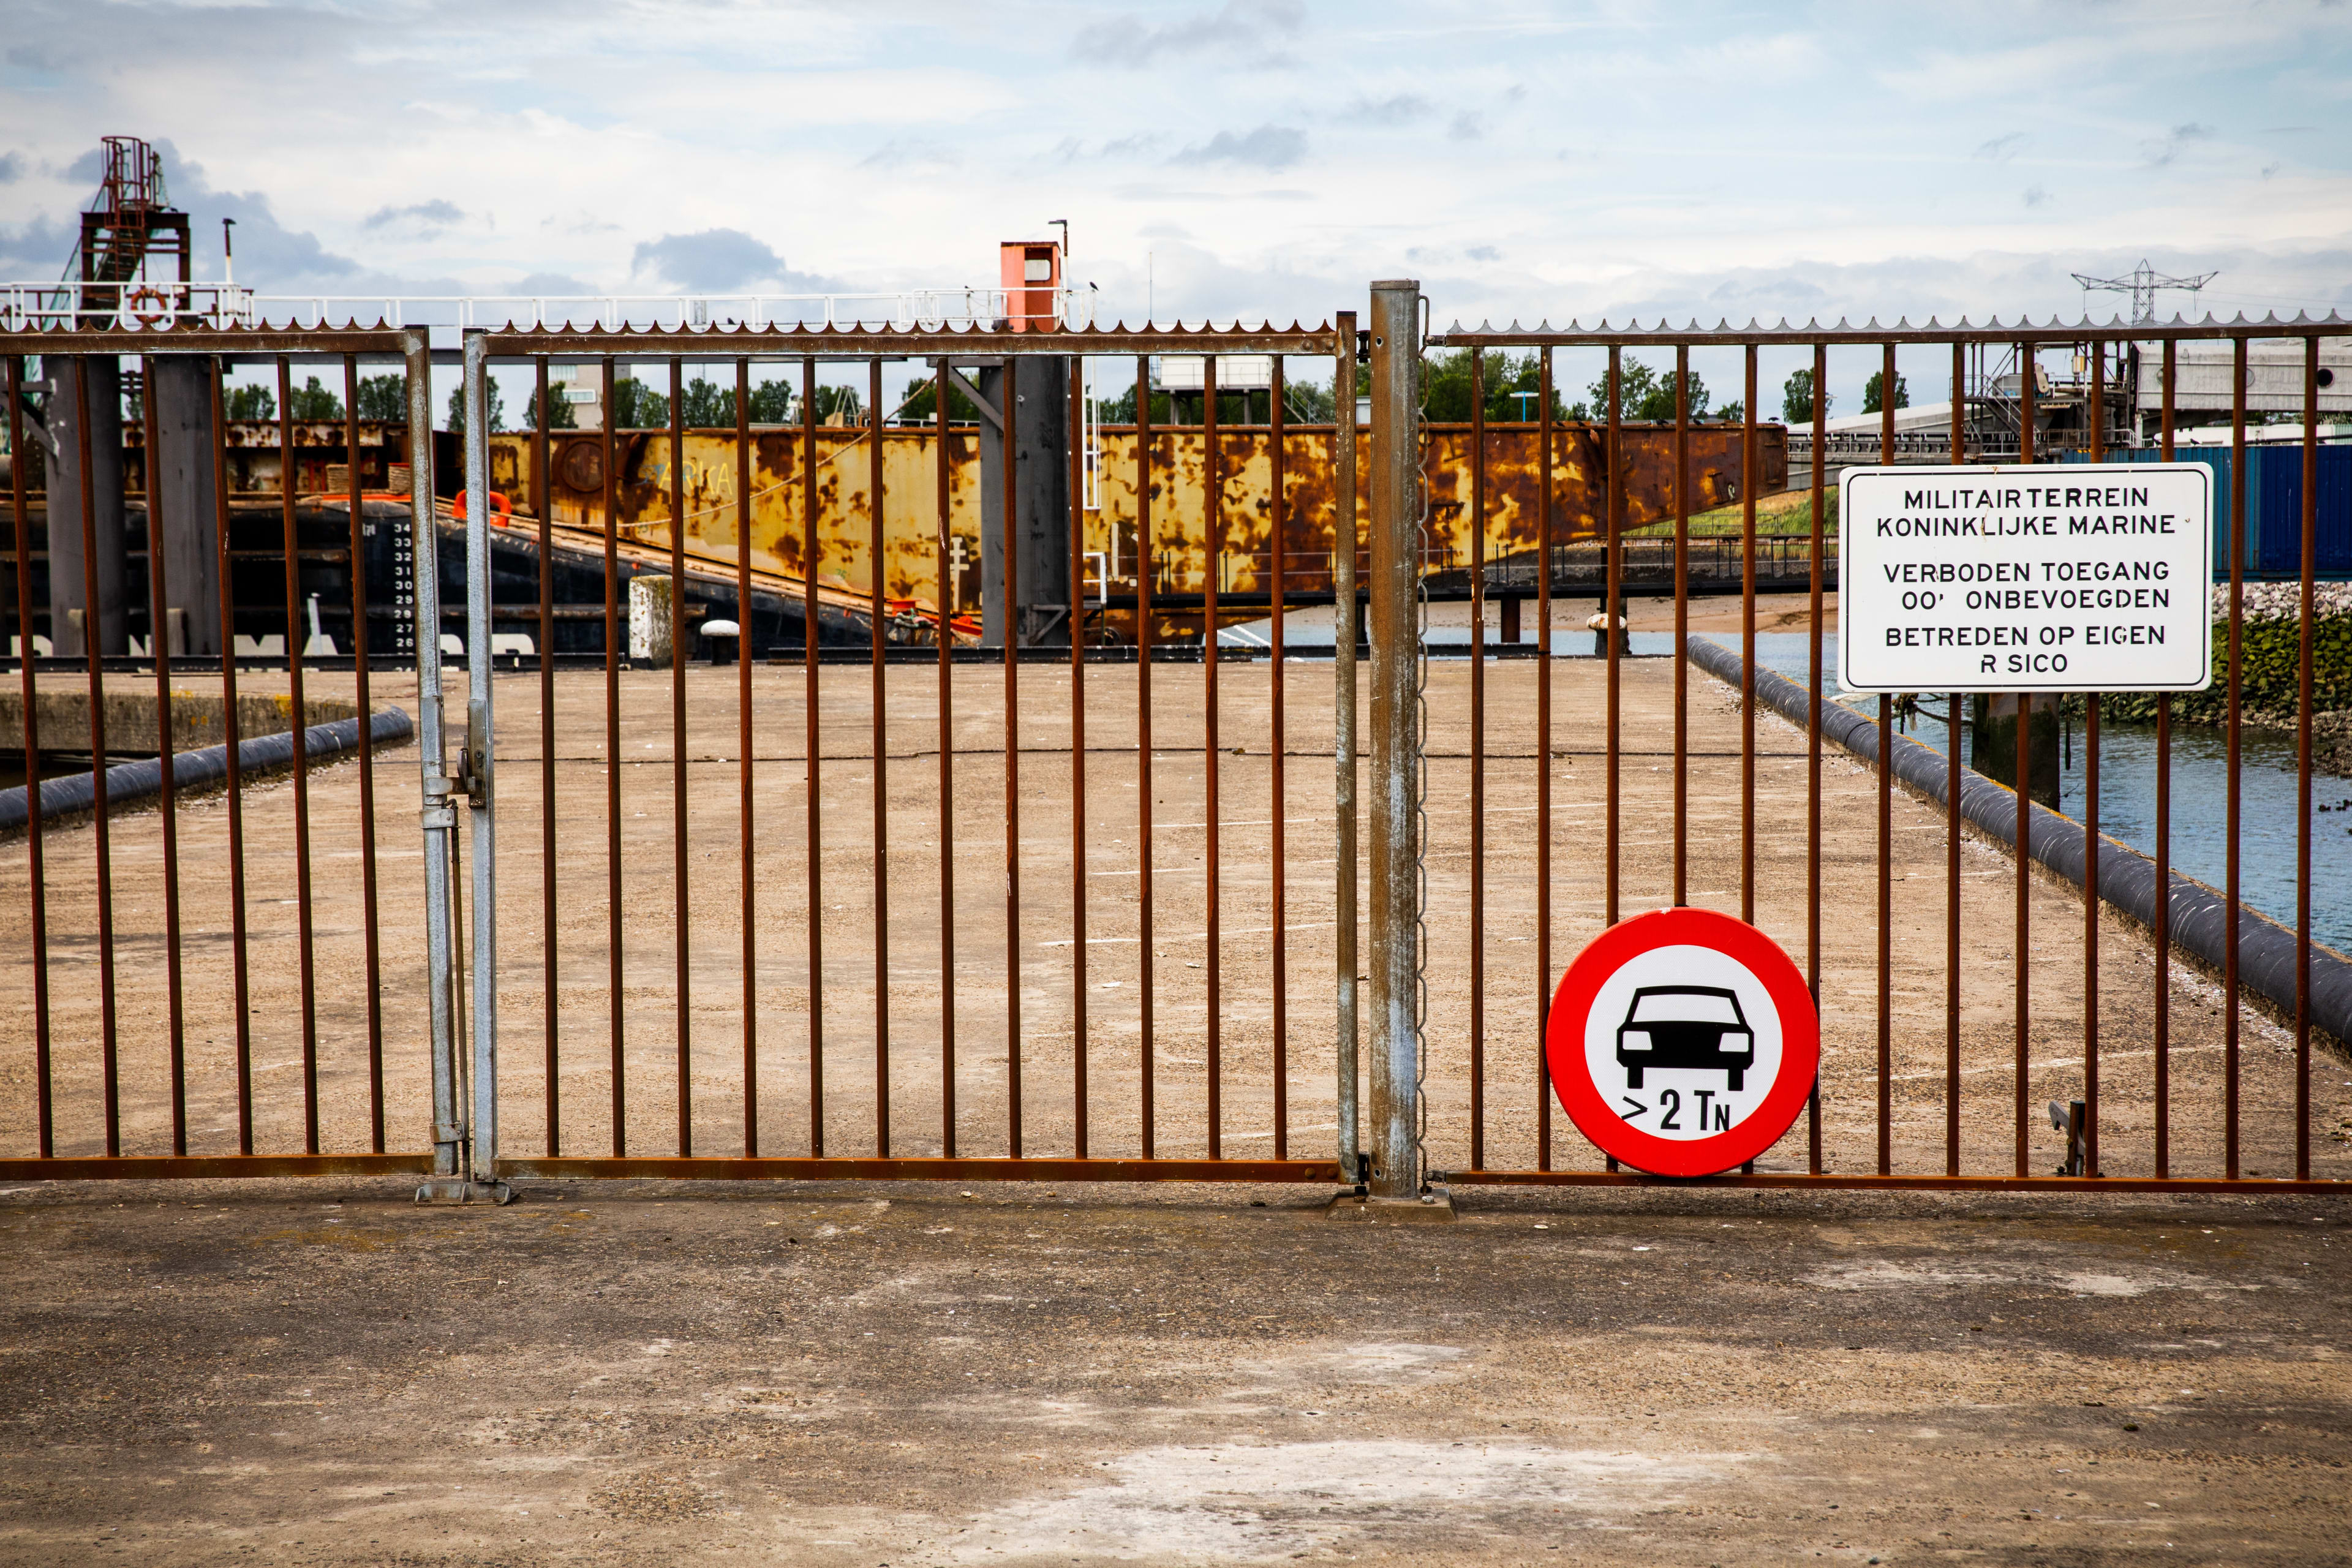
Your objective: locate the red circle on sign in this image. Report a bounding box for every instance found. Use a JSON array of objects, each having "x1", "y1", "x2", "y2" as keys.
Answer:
[{"x1": 1545, "y1": 907, "x2": 1819, "y2": 1178}]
